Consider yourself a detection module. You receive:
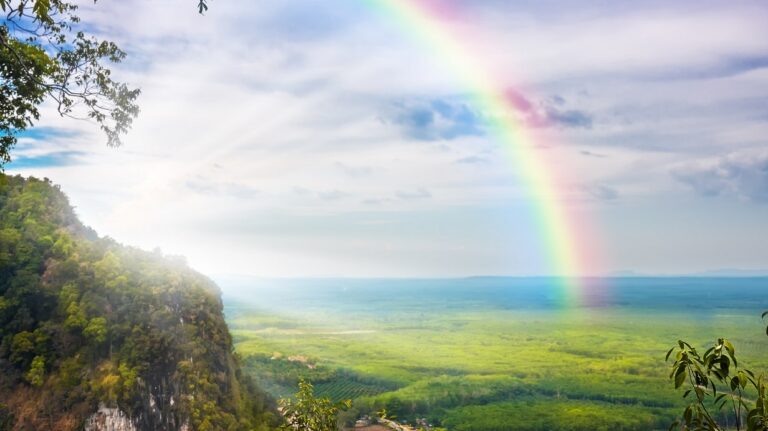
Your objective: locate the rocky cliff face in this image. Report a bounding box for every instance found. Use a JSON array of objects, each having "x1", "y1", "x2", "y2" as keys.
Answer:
[
  {"x1": 0, "y1": 174, "x2": 276, "y2": 430},
  {"x1": 84, "y1": 405, "x2": 137, "y2": 431}
]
